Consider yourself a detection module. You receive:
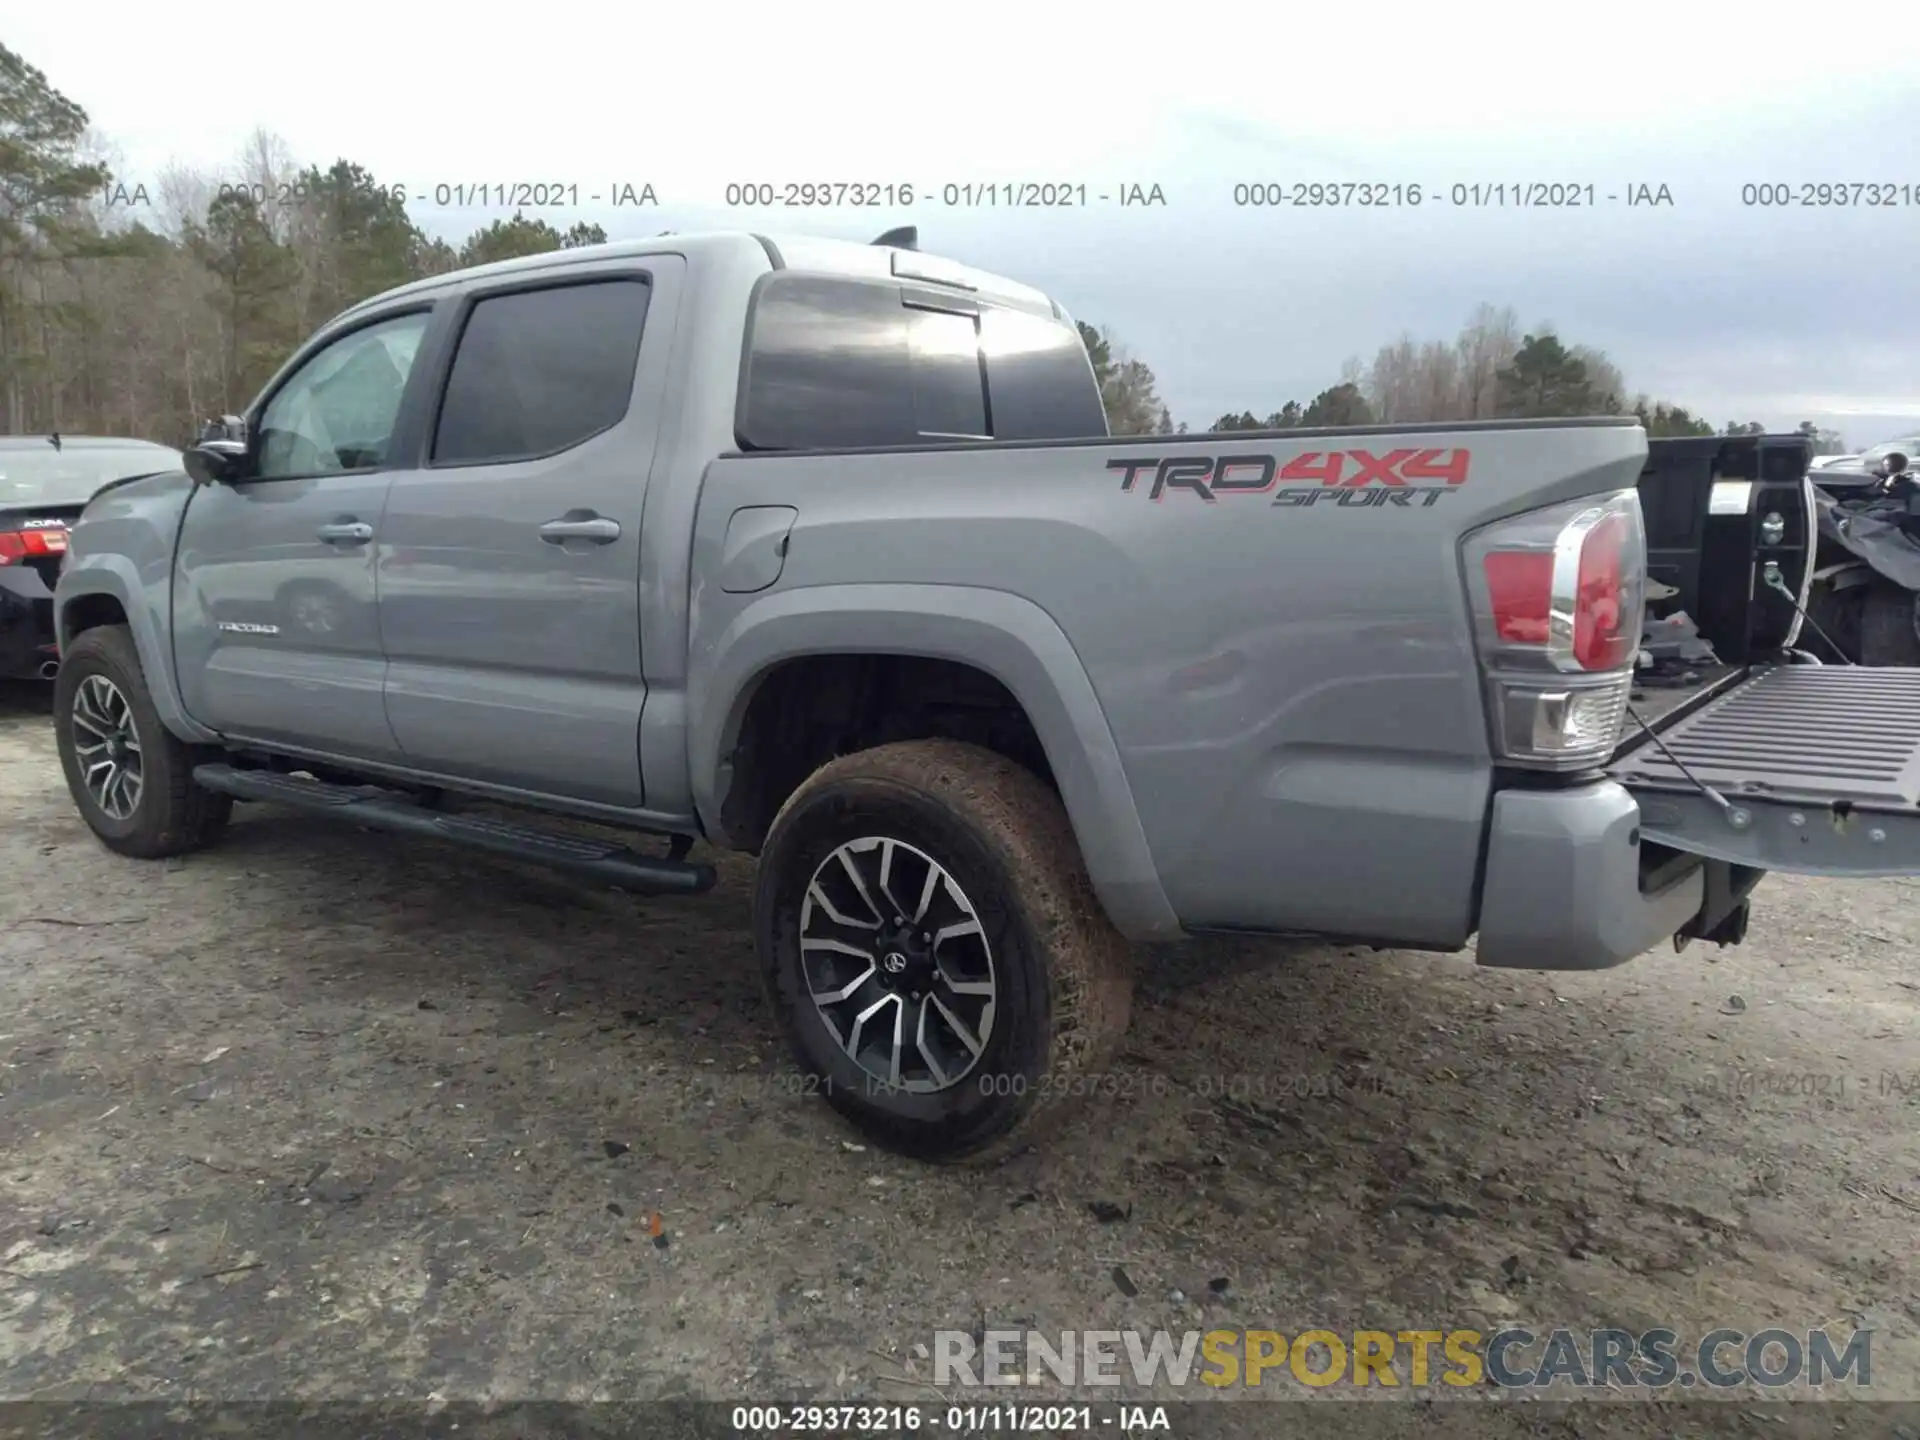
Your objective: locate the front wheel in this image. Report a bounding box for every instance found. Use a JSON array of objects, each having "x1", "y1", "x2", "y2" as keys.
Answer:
[
  {"x1": 755, "y1": 740, "x2": 1133, "y2": 1161},
  {"x1": 53, "y1": 624, "x2": 232, "y2": 858}
]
